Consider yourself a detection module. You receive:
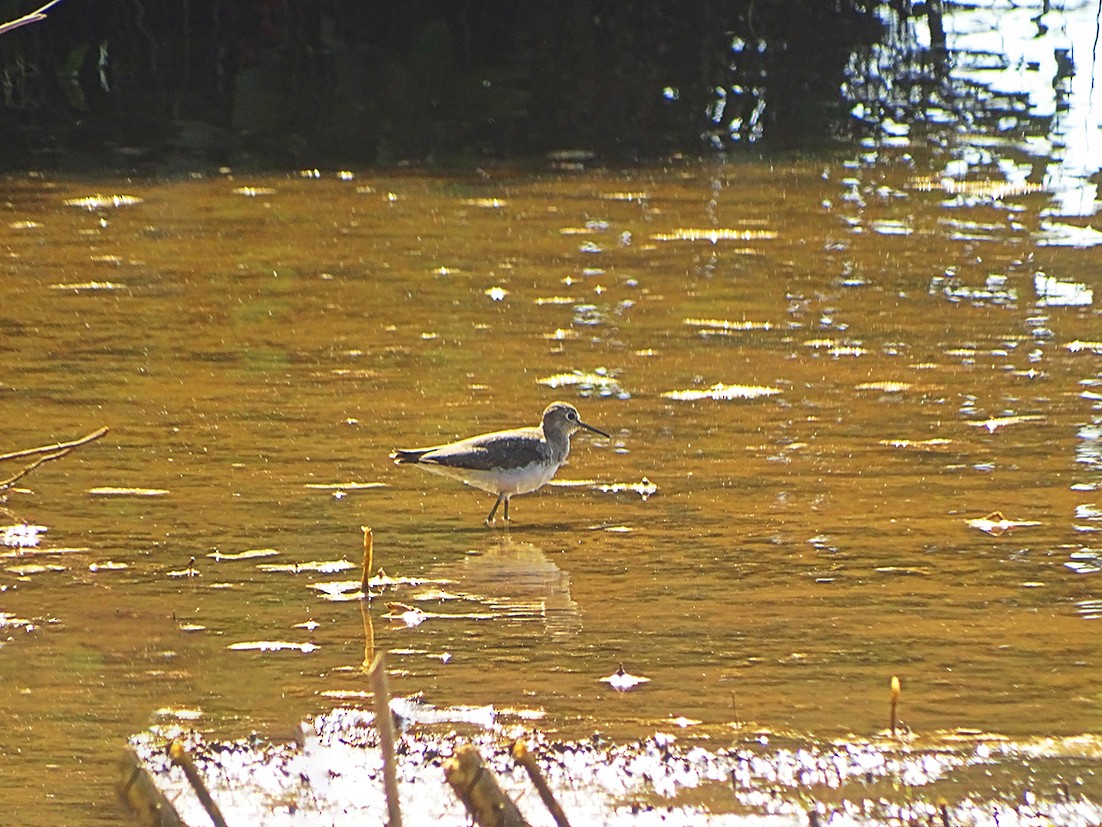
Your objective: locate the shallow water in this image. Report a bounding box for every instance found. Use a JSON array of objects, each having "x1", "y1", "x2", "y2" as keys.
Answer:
[
  {"x1": 3, "y1": 10, "x2": 1102, "y2": 824},
  {"x1": 2, "y1": 150, "x2": 1098, "y2": 823}
]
